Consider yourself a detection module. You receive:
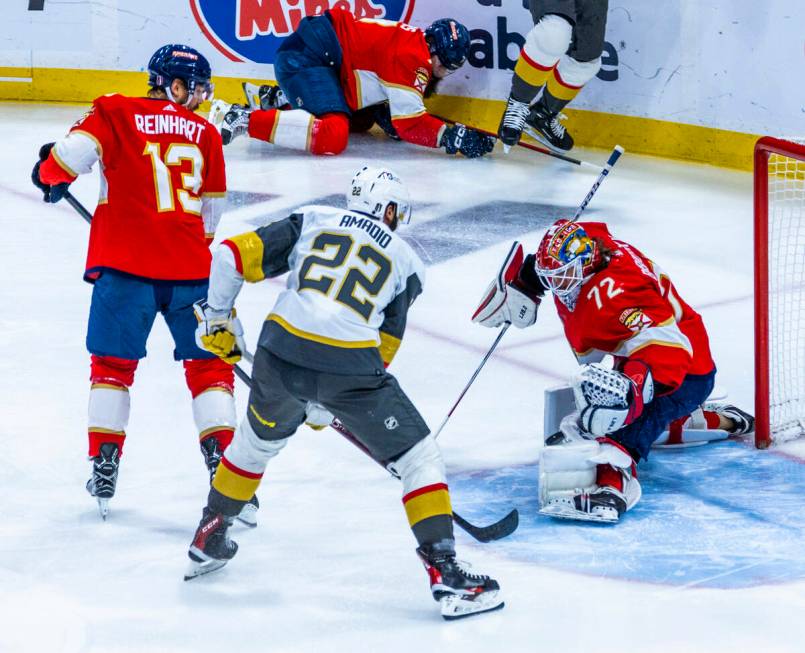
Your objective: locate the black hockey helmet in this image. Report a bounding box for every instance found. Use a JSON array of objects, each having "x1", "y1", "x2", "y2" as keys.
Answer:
[
  {"x1": 147, "y1": 44, "x2": 214, "y2": 100},
  {"x1": 425, "y1": 18, "x2": 470, "y2": 71}
]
